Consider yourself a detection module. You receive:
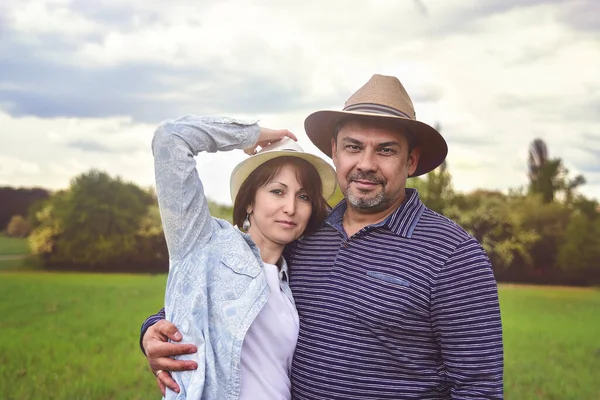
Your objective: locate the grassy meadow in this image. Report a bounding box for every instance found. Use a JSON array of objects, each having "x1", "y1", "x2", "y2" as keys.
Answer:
[
  {"x1": 0, "y1": 237, "x2": 599, "y2": 399},
  {"x1": 0, "y1": 235, "x2": 30, "y2": 255}
]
